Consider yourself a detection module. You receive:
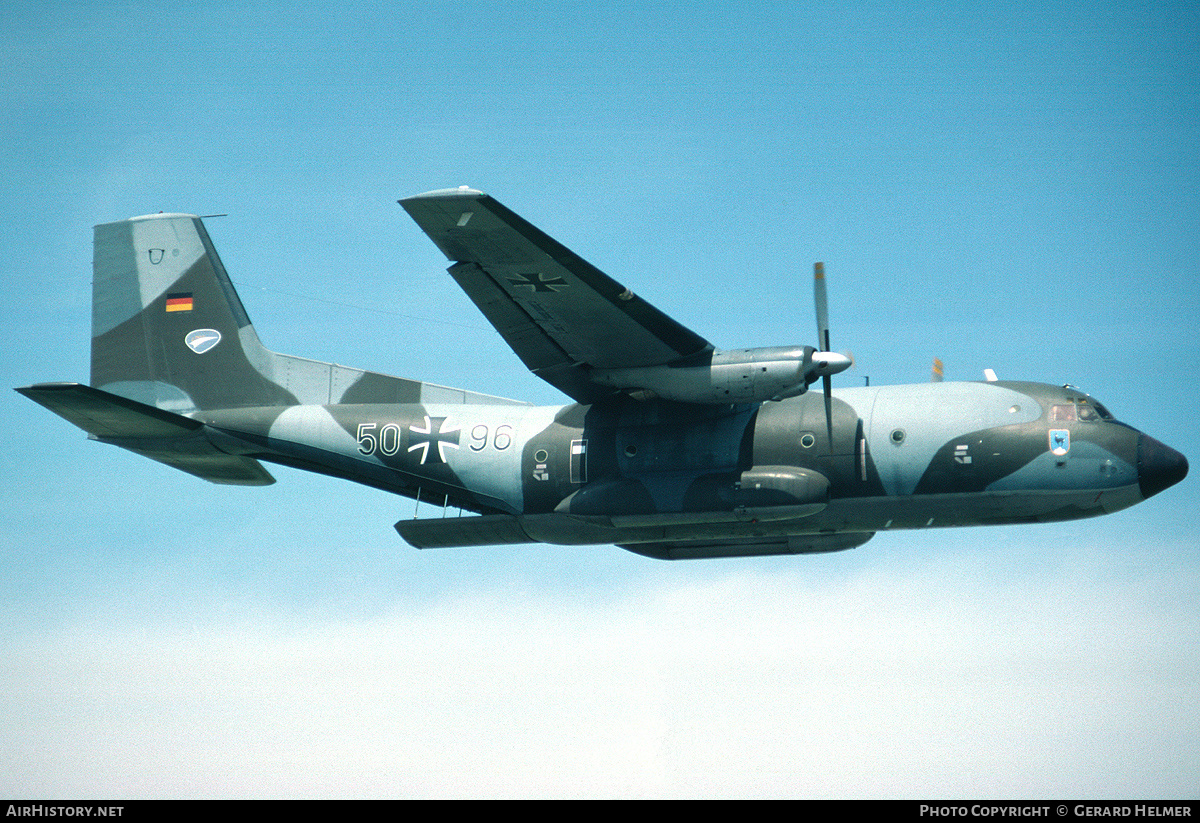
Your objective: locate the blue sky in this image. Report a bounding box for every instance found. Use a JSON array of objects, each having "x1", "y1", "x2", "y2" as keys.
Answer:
[{"x1": 2, "y1": 1, "x2": 1198, "y2": 798}]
